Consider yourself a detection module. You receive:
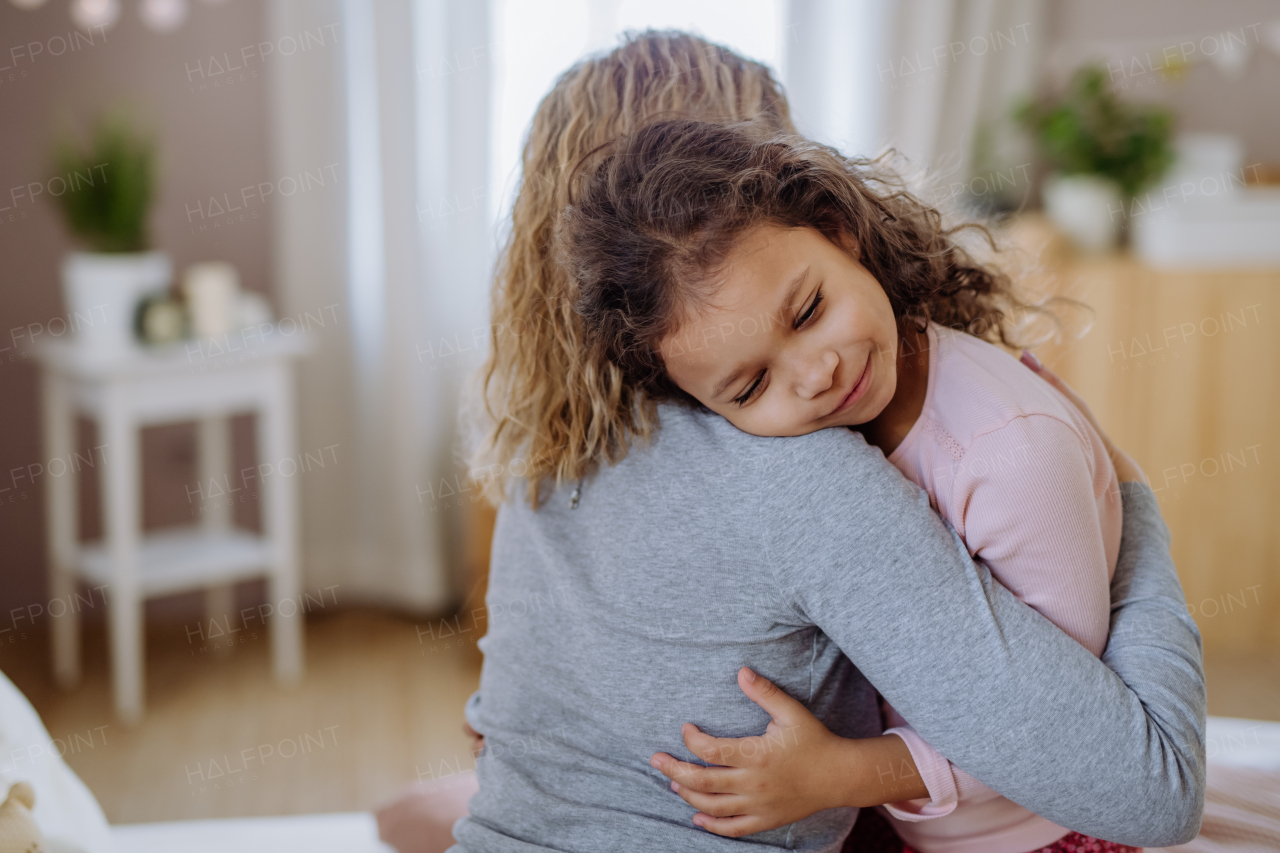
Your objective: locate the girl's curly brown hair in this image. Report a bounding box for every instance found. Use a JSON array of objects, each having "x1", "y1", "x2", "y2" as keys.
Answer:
[{"x1": 554, "y1": 118, "x2": 1052, "y2": 404}]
